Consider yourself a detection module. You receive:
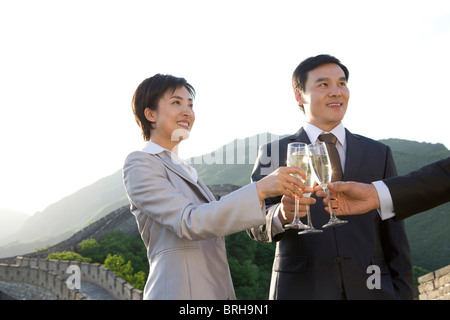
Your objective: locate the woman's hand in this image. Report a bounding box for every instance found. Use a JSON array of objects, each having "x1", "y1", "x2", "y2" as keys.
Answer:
[{"x1": 255, "y1": 167, "x2": 307, "y2": 201}]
